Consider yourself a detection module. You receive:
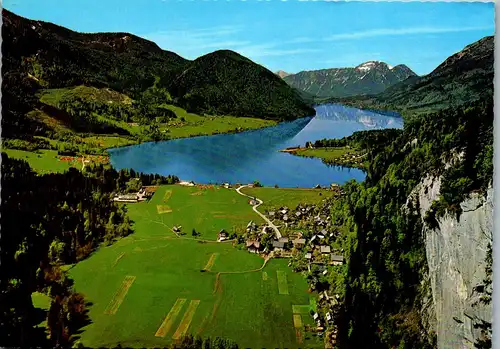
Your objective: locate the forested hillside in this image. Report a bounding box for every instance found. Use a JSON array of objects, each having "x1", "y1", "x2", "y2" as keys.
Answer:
[
  {"x1": 2, "y1": 9, "x2": 313, "y2": 141},
  {"x1": 328, "y1": 100, "x2": 493, "y2": 348}
]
